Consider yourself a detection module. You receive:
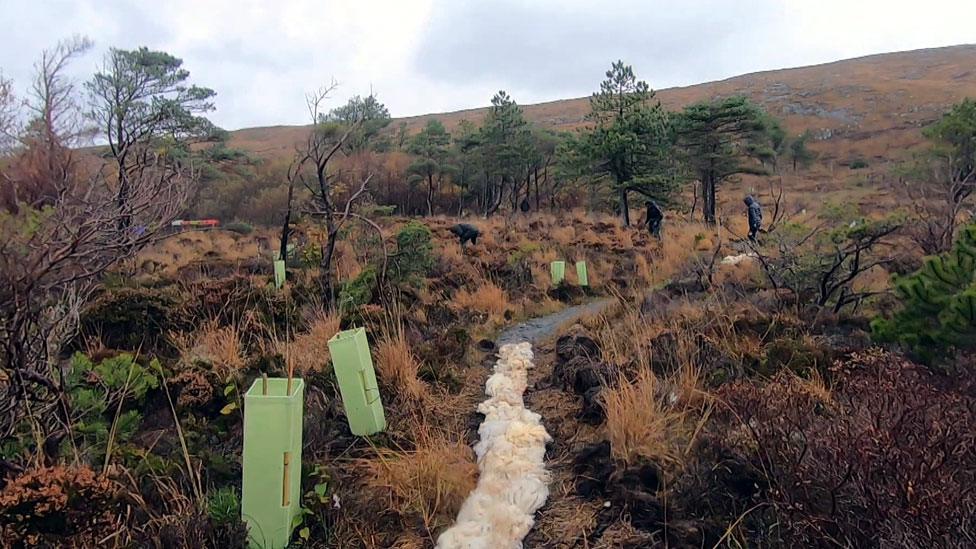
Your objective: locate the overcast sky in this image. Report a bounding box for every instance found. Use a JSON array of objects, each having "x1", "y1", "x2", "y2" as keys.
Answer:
[{"x1": 2, "y1": 0, "x2": 974, "y2": 130}]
